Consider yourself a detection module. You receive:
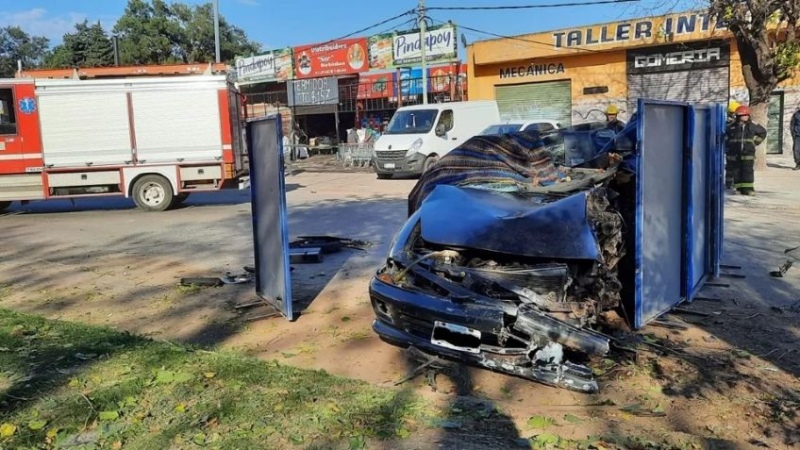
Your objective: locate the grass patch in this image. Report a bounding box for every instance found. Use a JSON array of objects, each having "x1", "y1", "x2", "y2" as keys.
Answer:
[{"x1": 0, "y1": 309, "x2": 433, "y2": 449}]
